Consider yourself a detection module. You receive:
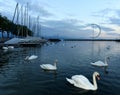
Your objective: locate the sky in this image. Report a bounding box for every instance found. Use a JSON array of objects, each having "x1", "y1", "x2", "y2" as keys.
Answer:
[{"x1": 0, "y1": 0, "x2": 120, "y2": 39}]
